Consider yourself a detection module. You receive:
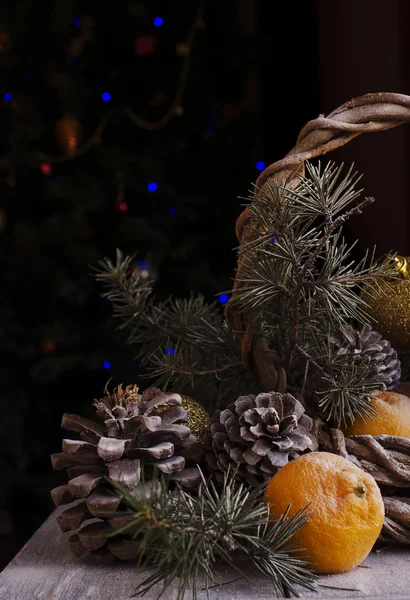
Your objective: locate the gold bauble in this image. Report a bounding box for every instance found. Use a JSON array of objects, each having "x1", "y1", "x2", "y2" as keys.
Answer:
[
  {"x1": 158, "y1": 394, "x2": 210, "y2": 444},
  {"x1": 361, "y1": 255, "x2": 410, "y2": 350},
  {"x1": 55, "y1": 114, "x2": 82, "y2": 155},
  {"x1": 179, "y1": 395, "x2": 210, "y2": 445}
]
